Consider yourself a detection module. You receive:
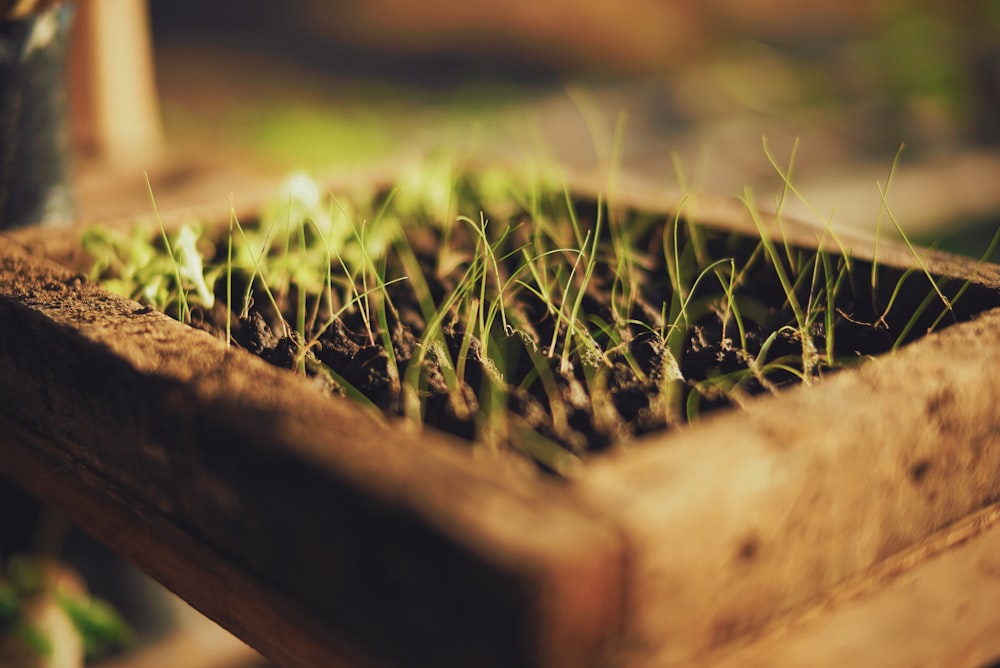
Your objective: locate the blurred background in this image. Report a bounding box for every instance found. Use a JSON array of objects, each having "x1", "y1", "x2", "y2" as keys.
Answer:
[
  {"x1": 139, "y1": 0, "x2": 1000, "y2": 253},
  {"x1": 6, "y1": 1, "x2": 1000, "y2": 666}
]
